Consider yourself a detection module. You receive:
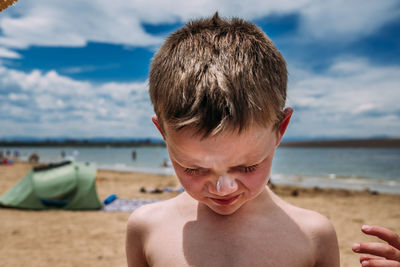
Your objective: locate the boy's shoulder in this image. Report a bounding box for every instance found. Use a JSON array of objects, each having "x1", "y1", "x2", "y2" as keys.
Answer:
[
  {"x1": 126, "y1": 196, "x2": 189, "y2": 267},
  {"x1": 286, "y1": 201, "x2": 333, "y2": 228},
  {"x1": 127, "y1": 193, "x2": 194, "y2": 229},
  {"x1": 276, "y1": 198, "x2": 340, "y2": 266},
  {"x1": 128, "y1": 197, "x2": 177, "y2": 226},
  {"x1": 277, "y1": 197, "x2": 336, "y2": 239}
]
